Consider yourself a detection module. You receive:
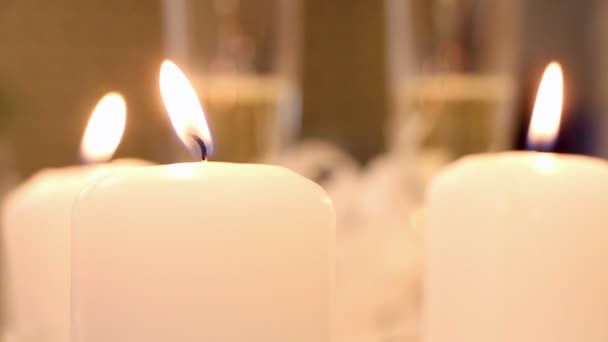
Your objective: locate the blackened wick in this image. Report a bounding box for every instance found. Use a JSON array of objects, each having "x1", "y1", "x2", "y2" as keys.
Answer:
[{"x1": 191, "y1": 135, "x2": 208, "y2": 161}]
